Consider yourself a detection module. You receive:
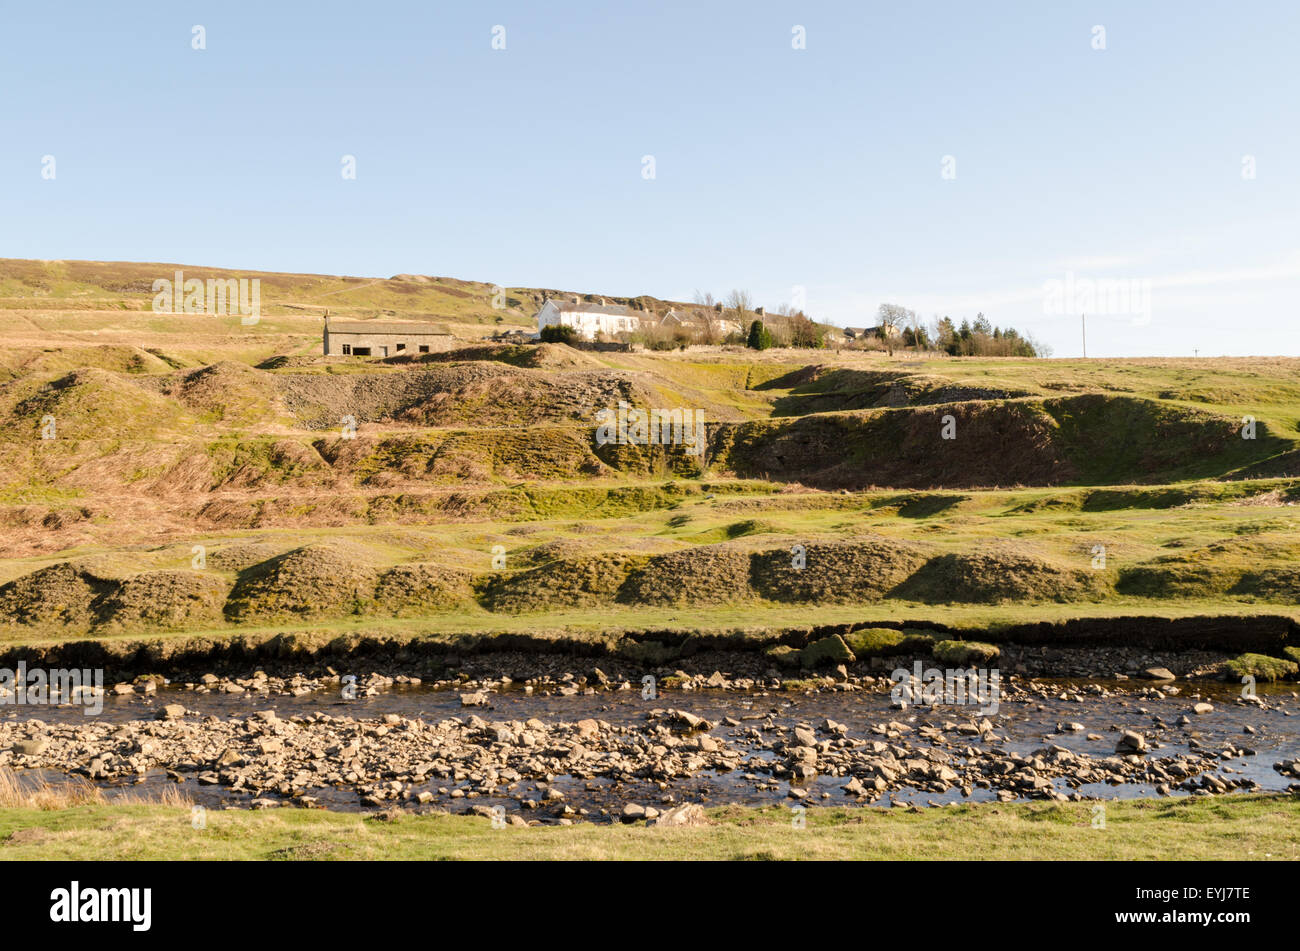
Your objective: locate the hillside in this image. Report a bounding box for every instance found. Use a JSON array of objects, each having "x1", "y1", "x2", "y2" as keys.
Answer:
[{"x1": 1, "y1": 258, "x2": 1299, "y2": 646}]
